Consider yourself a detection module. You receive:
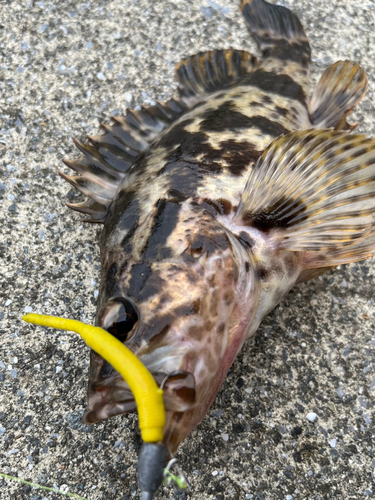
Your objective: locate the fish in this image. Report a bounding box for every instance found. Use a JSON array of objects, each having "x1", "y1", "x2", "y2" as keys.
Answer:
[{"x1": 60, "y1": 0, "x2": 375, "y2": 460}]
